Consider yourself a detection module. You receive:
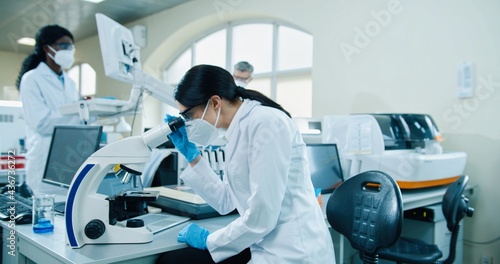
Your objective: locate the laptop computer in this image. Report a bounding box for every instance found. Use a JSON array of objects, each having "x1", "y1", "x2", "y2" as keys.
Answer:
[{"x1": 130, "y1": 212, "x2": 190, "y2": 234}]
